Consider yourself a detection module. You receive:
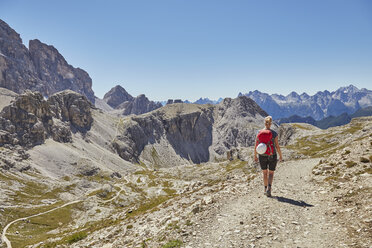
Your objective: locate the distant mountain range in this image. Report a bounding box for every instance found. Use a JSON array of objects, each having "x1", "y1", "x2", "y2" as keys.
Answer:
[
  {"x1": 2, "y1": 19, "x2": 371, "y2": 121},
  {"x1": 194, "y1": 97, "x2": 223, "y2": 105},
  {"x1": 239, "y1": 85, "x2": 372, "y2": 120},
  {"x1": 277, "y1": 106, "x2": 372, "y2": 129},
  {"x1": 159, "y1": 97, "x2": 223, "y2": 106}
]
